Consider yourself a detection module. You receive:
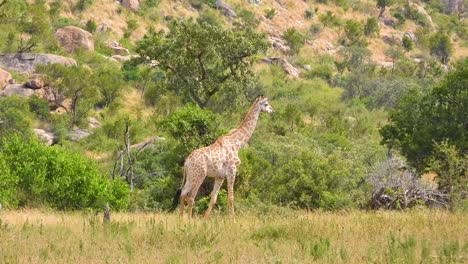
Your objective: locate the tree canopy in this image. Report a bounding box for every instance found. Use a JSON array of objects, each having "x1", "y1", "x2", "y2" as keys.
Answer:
[
  {"x1": 135, "y1": 19, "x2": 269, "y2": 108},
  {"x1": 380, "y1": 59, "x2": 467, "y2": 170}
]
